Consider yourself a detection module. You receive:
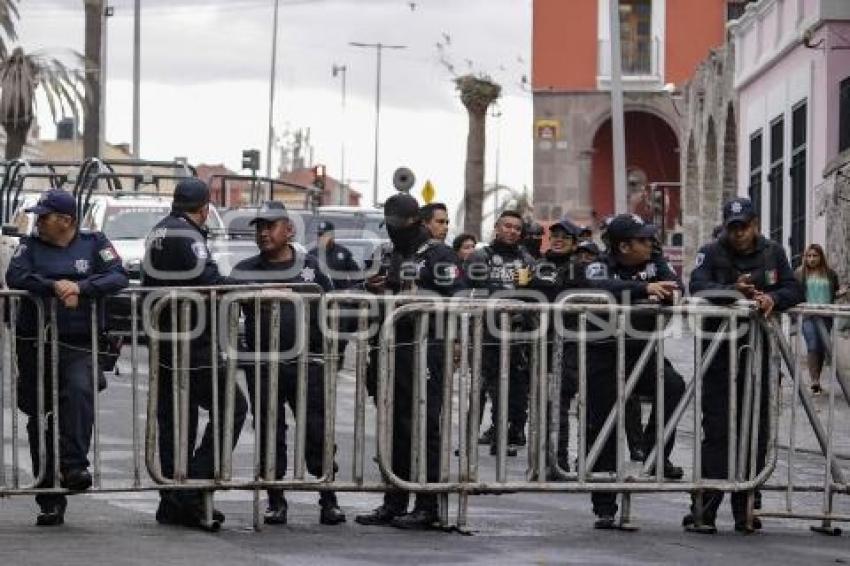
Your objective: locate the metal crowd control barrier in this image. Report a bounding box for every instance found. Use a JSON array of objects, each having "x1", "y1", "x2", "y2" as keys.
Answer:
[
  {"x1": 2, "y1": 286, "x2": 847, "y2": 535},
  {"x1": 754, "y1": 304, "x2": 850, "y2": 535}
]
